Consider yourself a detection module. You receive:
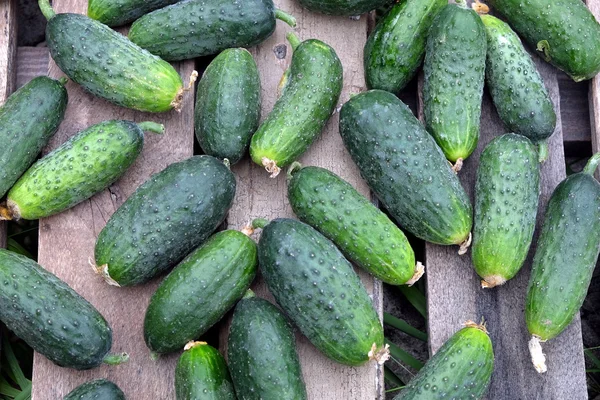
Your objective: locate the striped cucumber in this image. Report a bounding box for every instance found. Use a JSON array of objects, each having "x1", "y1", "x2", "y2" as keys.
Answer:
[
  {"x1": 339, "y1": 90, "x2": 473, "y2": 250},
  {"x1": 253, "y1": 218, "x2": 388, "y2": 366},
  {"x1": 64, "y1": 379, "x2": 125, "y2": 400},
  {"x1": 423, "y1": 1, "x2": 487, "y2": 165},
  {"x1": 287, "y1": 163, "x2": 422, "y2": 286},
  {"x1": 175, "y1": 341, "x2": 236, "y2": 400},
  {"x1": 0, "y1": 76, "x2": 67, "y2": 199},
  {"x1": 195, "y1": 48, "x2": 261, "y2": 165},
  {"x1": 394, "y1": 322, "x2": 494, "y2": 399},
  {"x1": 472, "y1": 134, "x2": 540, "y2": 288},
  {"x1": 1, "y1": 120, "x2": 163, "y2": 221},
  {"x1": 40, "y1": 0, "x2": 188, "y2": 113},
  {"x1": 526, "y1": 154, "x2": 600, "y2": 373},
  {"x1": 250, "y1": 32, "x2": 343, "y2": 177}
]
